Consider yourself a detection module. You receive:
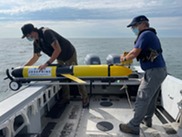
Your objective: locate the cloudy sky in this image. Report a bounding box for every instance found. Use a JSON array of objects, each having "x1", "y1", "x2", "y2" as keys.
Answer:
[{"x1": 0, "y1": 0, "x2": 182, "y2": 38}]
